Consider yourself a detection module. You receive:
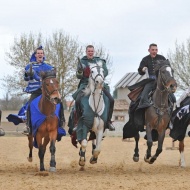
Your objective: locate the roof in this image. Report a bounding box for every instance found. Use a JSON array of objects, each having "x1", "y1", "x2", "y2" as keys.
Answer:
[
  {"x1": 114, "y1": 72, "x2": 147, "y2": 88},
  {"x1": 114, "y1": 99, "x2": 129, "y2": 111}
]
